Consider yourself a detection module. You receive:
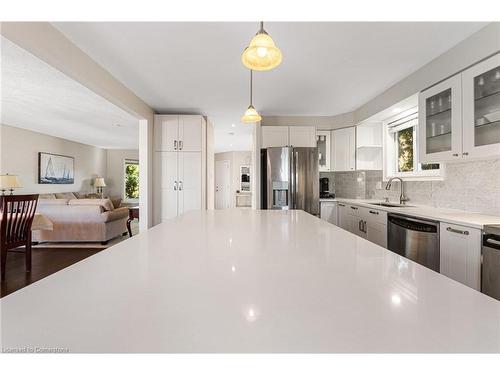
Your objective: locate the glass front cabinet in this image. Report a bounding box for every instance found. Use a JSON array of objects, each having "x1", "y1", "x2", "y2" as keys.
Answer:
[
  {"x1": 418, "y1": 75, "x2": 462, "y2": 163},
  {"x1": 462, "y1": 53, "x2": 500, "y2": 158},
  {"x1": 316, "y1": 130, "x2": 331, "y2": 171},
  {"x1": 419, "y1": 53, "x2": 500, "y2": 162}
]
